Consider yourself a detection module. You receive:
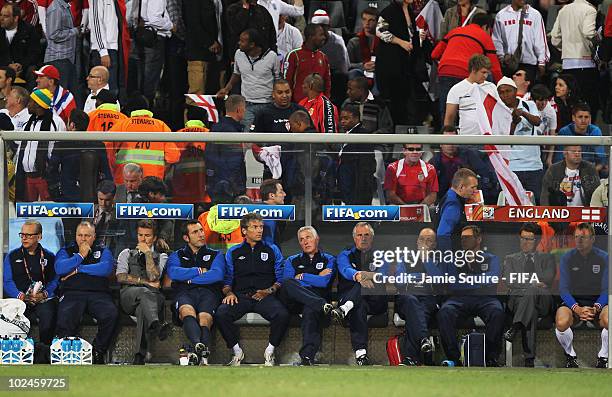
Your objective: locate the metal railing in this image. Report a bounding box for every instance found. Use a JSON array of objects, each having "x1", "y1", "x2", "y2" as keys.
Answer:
[{"x1": 0, "y1": 131, "x2": 610, "y2": 367}]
